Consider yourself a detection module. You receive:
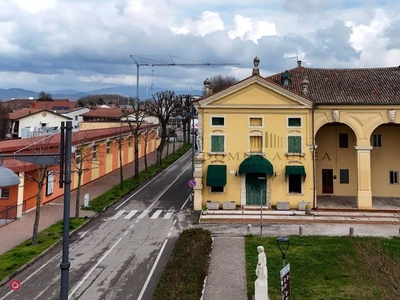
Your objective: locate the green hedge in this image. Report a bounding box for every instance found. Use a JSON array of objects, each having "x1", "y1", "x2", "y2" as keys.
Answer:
[{"x1": 153, "y1": 228, "x2": 212, "y2": 300}]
